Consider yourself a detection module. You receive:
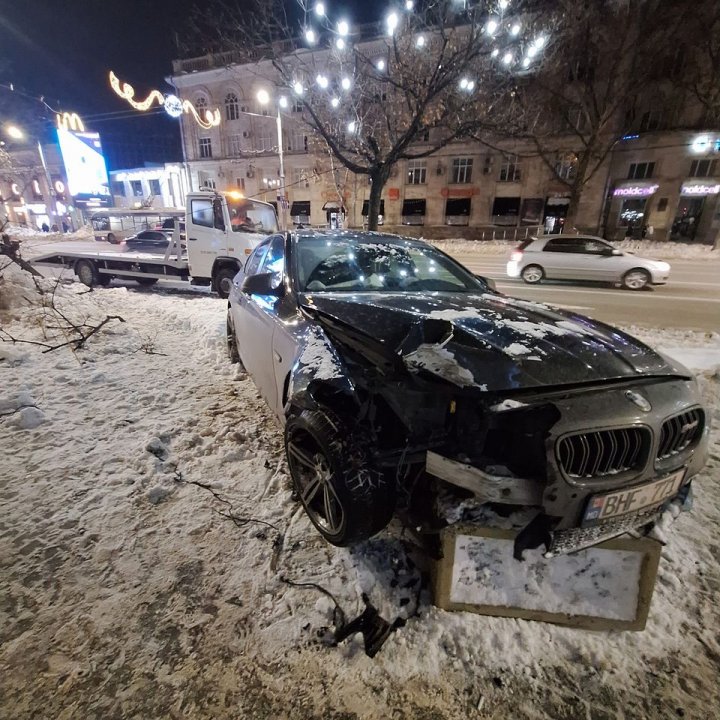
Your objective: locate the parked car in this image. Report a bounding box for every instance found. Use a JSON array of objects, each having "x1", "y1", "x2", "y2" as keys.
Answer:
[
  {"x1": 227, "y1": 230, "x2": 707, "y2": 558},
  {"x1": 506, "y1": 235, "x2": 671, "y2": 290},
  {"x1": 124, "y1": 230, "x2": 183, "y2": 253}
]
